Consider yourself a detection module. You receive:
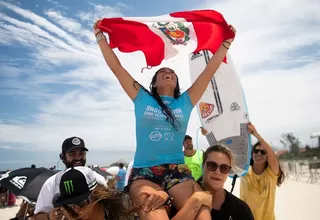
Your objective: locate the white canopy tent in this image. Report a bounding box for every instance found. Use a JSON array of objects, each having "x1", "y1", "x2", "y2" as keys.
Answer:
[{"x1": 310, "y1": 132, "x2": 320, "y2": 147}]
